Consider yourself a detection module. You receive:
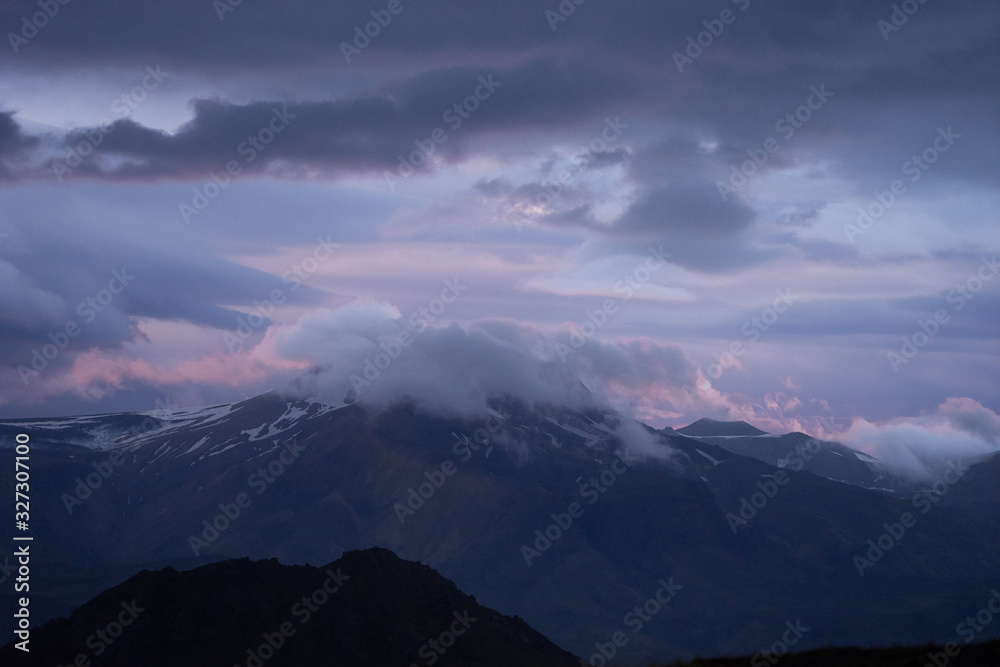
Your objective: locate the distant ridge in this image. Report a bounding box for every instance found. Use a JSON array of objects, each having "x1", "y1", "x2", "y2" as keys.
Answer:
[{"x1": 676, "y1": 418, "x2": 767, "y2": 437}]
